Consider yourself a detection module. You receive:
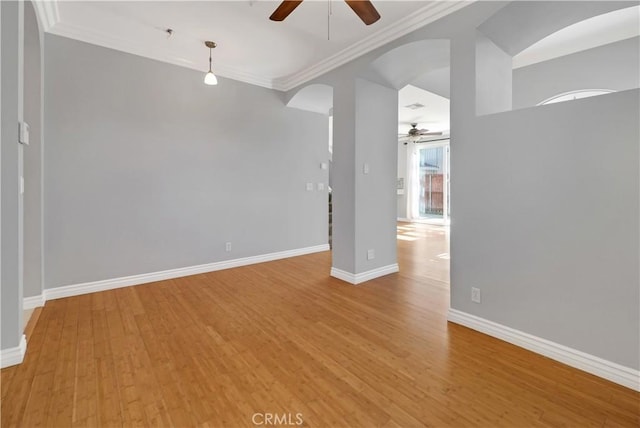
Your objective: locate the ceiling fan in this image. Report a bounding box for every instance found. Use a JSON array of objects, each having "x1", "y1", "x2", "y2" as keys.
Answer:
[
  {"x1": 399, "y1": 123, "x2": 443, "y2": 145},
  {"x1": 269, "y1": 0, "x2": 381, "y2": 25}
]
